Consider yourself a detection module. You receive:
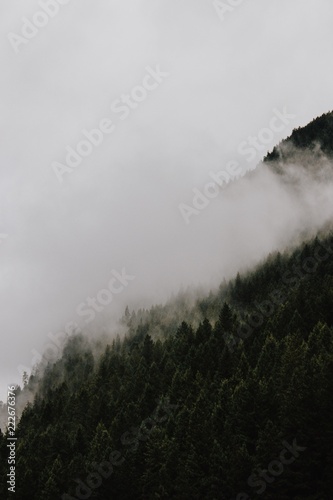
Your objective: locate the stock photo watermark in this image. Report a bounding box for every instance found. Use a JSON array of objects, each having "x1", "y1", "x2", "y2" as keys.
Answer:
[
  {"x1": 51, "y1": 65, "x2": 170, "y2": 183},
  {"x1": 62, "y1": 398, "x2": 179, "y2": 500},
  {"x1": 16, "y1": 268, "x2": 135, "y2": 380},
  {"x1": 238, "y1": 107, "x2": 296, "y2": 162},
  {"x1": 179, "y1": 106, "x2": 295, "y2": 224},
  {"x1": 179, "y1": 160, "x2": 243, "y2": 224},
  {"x1": 7, "y1": 0, "x2": 71, "y2": 55},
  {"x1": 213, "y1": 0, "x2": 247, "y2": 23},
  {"x1": 7, "y1": 386, "x2": 17, "y2": 494},
  {"x1": 233, "y1": 437, "x2": 307, "y2": 498},
  {"x1": 76, "y1": 268, "x2": 135, "y2": 323},
  {"x1": 223, "y1": 236, "x2": 333, "y2": 353}
]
